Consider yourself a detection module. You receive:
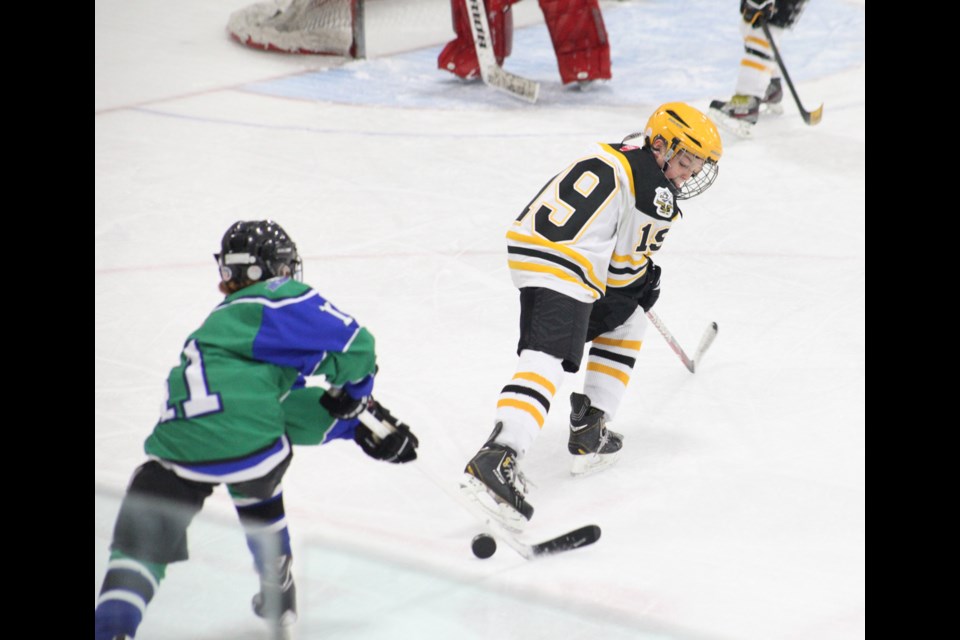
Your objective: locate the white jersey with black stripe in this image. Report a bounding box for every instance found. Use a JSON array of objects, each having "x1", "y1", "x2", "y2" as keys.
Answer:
[{"x1": 507, "y1": 142, "x2": 681, "y2": 303}]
